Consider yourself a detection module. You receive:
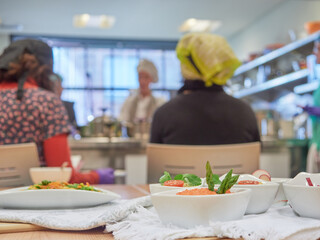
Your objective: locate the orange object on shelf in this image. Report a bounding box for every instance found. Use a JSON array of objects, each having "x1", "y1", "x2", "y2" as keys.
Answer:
[
  {"x1": 304, "y1": 21, "x2": 320, "y2": 34},
  {"x1": 265, "y1": 43, "x2": 284, "y2": 50}
]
